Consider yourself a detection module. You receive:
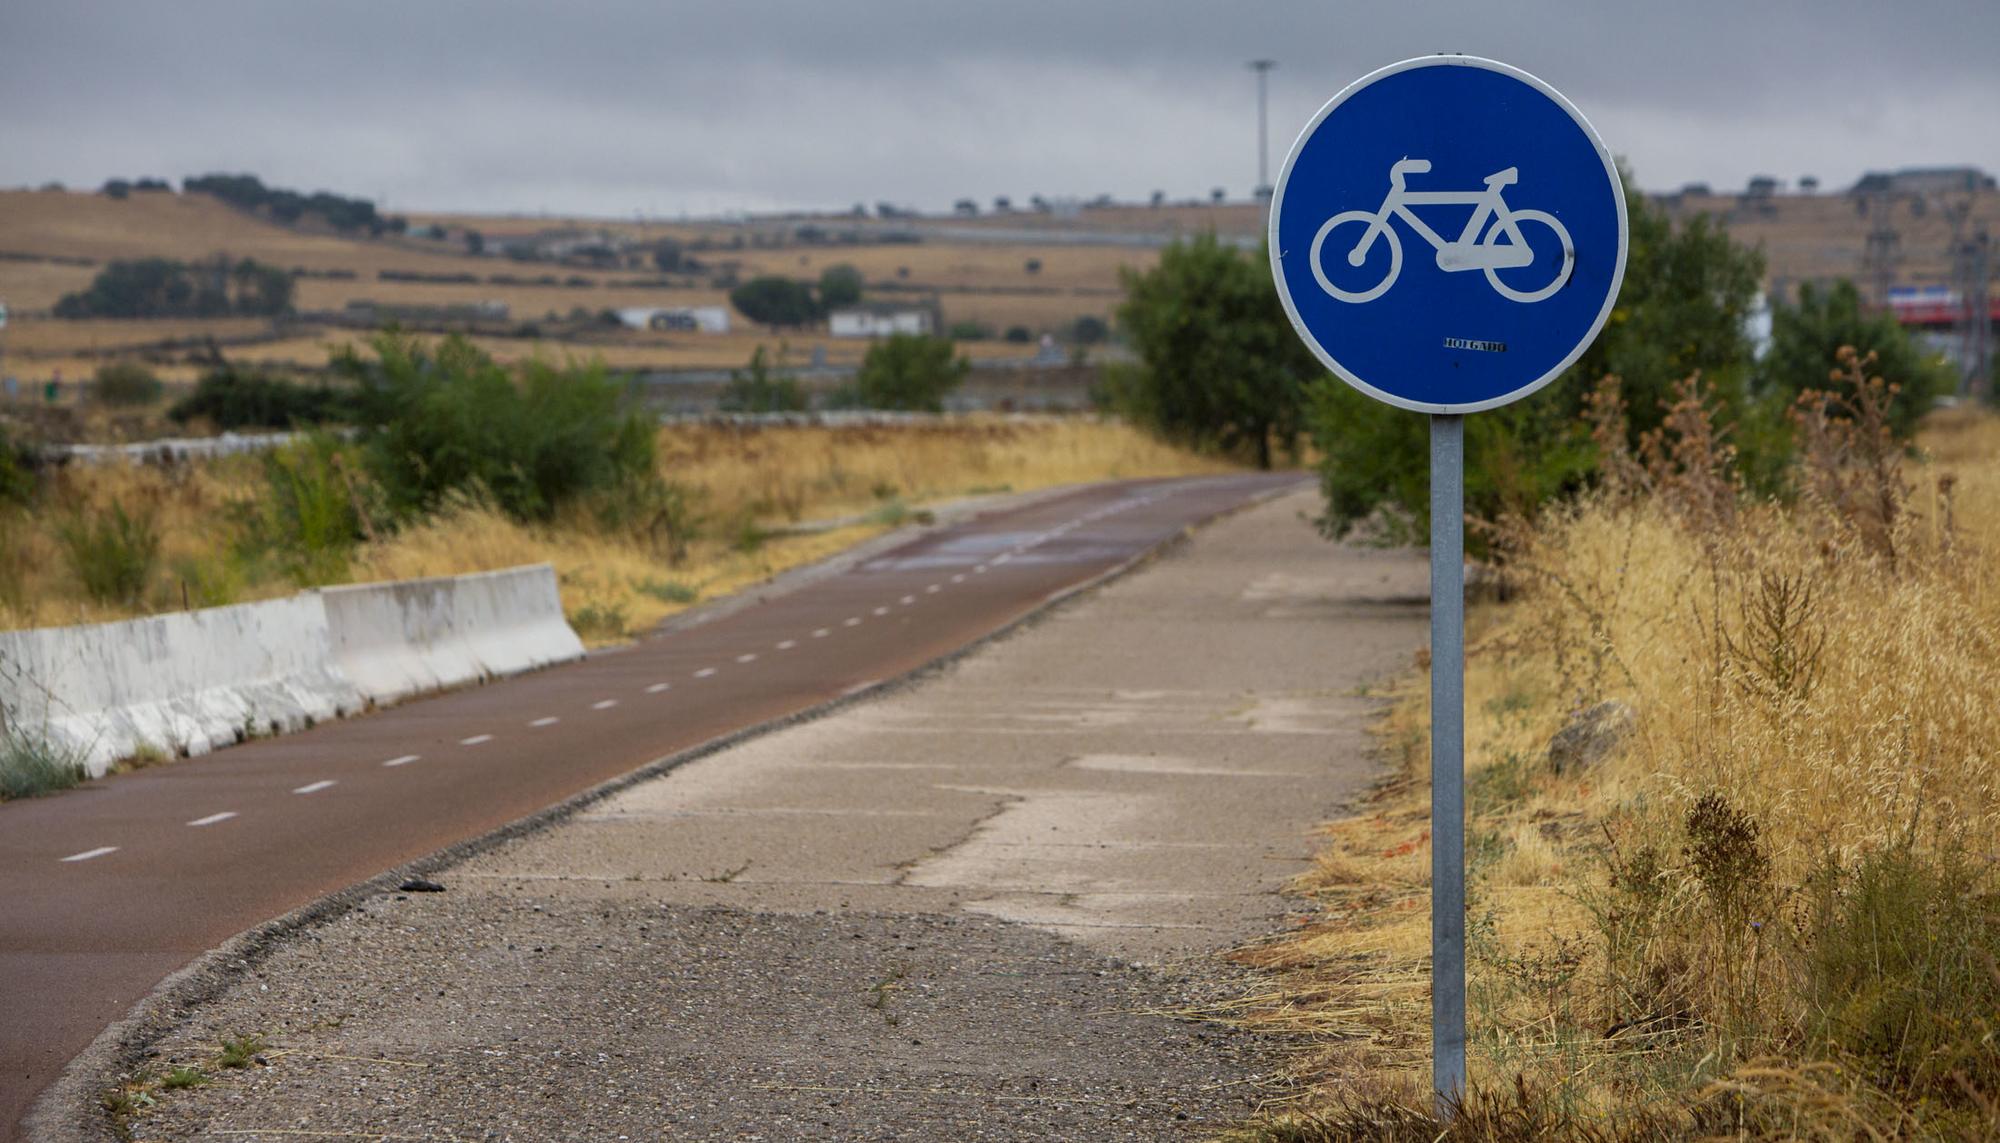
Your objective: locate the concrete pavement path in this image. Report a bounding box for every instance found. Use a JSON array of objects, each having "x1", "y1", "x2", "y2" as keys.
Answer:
[{"x1": 80, "y1": 488, "x2": 1428, "y2": 1141}]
